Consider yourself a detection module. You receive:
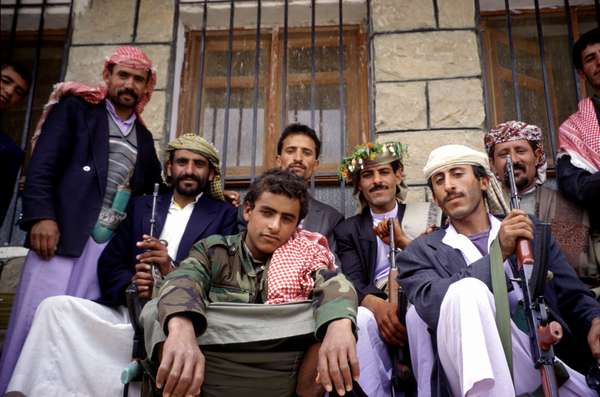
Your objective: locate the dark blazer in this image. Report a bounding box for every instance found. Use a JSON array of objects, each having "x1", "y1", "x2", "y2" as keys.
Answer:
[
  {"x1": 97, "y1": 192, "x2": 238, "y2": 307},
  {"x1": 397, "y1": 217, "x2": 600, "y2": 395},
  {"x1": 0, "y1": 131, "x2": 23, "y2": 227},
  {"x1": 20, "y1": 96, "x2": 162, "y2": 257},
  {"x1": 556, "y1": 155, "x2": 600, "y2": 233},
  {"x1": 334, "y1": 203, "x2": 406, "y2": 303},
  {"x1": 303, "y1": 196, "x2": 344, "y2": 249}
]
